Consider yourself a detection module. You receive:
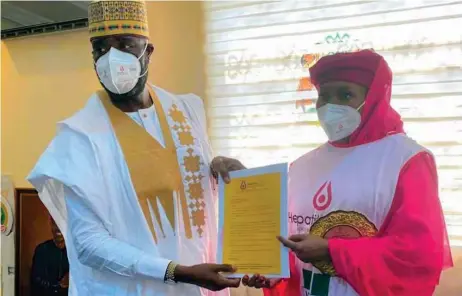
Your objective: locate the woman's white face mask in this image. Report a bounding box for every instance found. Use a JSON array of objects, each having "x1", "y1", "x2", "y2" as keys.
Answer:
[
  {"x1": 95, "y1": 43, "x2": 148, "y2": 95},
  {"x1": 317, "y1": 102, "x2": 365, "y2": 142}
]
